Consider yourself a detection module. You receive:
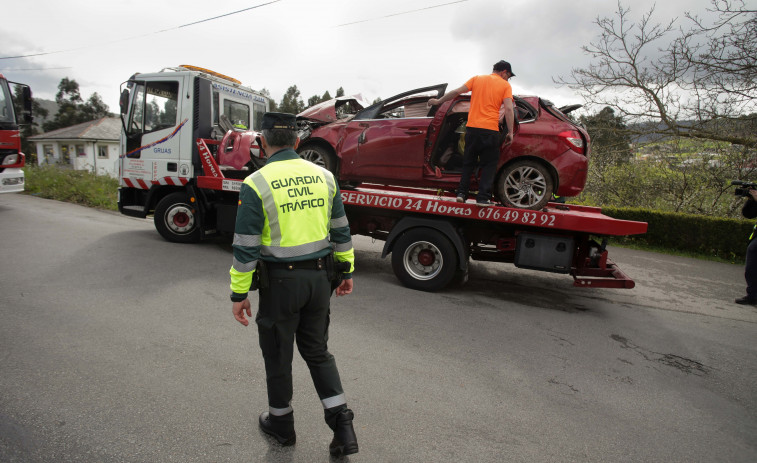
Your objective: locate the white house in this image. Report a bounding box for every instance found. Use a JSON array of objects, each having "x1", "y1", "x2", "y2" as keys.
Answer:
[{"x1": 29, "y1": 116, "x2": 121, "y2": 178}]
